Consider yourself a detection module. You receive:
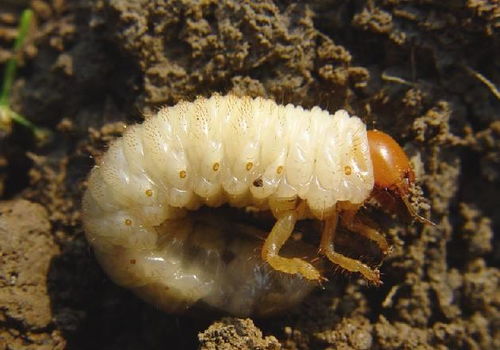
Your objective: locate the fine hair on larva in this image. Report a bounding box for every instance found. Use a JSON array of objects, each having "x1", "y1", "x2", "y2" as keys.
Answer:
[{"x1": 82, "y1": 94, "x2": 382, "y2": 316}]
